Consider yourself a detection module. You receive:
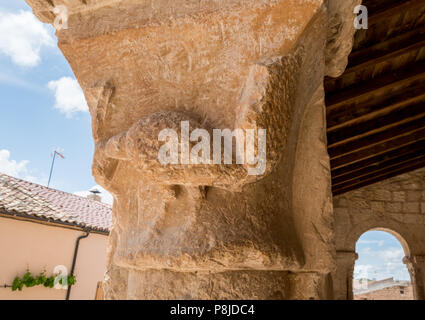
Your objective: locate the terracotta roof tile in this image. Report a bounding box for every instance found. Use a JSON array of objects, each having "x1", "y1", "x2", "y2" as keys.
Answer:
[{"x1": 0, "y1": 173, "x2": 112, "y2": 232}]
